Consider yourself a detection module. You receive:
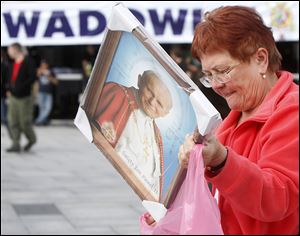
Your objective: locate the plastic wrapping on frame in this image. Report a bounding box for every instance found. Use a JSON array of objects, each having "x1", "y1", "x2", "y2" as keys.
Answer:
[{"x1": 74, "y1": 2, "x2": 223, "y2": 225}]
